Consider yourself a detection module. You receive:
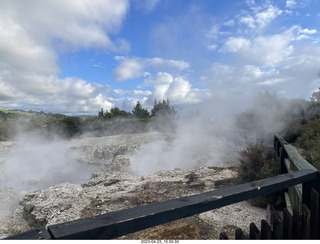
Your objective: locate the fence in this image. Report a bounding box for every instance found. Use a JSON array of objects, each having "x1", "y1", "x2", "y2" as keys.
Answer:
[
  {"x1": 220, "y1": 134, "x2": 320, "y2": 239},
  {"x1": 4, "y1": 134, "x2": 320, "y2": 240}
]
